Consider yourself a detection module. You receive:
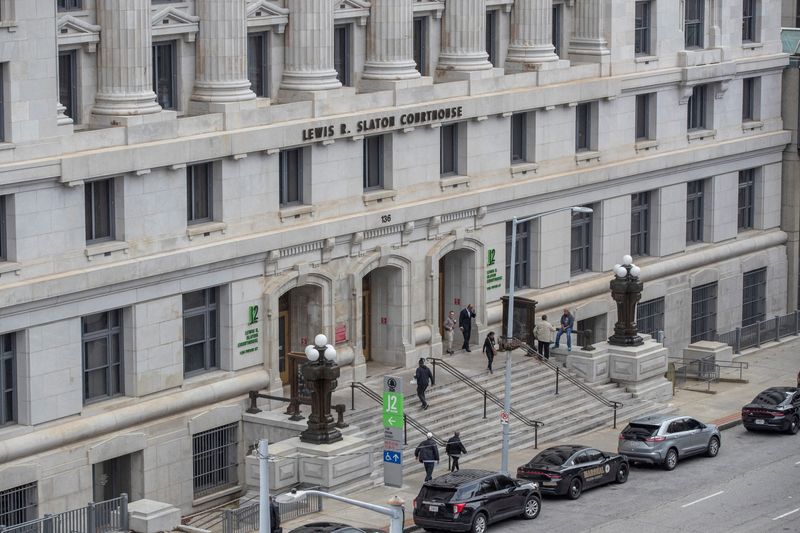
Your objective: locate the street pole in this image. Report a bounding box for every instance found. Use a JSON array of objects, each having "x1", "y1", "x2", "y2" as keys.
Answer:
[
  {"x1": 500, "y1": 218, "x2": 517, "y2": 475},
  {"x1": 259, "y1": 439, "x2": 270, "y2": 533}
]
